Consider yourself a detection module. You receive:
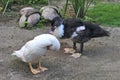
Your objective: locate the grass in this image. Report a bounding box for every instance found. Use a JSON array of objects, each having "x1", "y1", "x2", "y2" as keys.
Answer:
[{"x1": 86, "y1": 3, "x2": 120, "y2": 27}]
